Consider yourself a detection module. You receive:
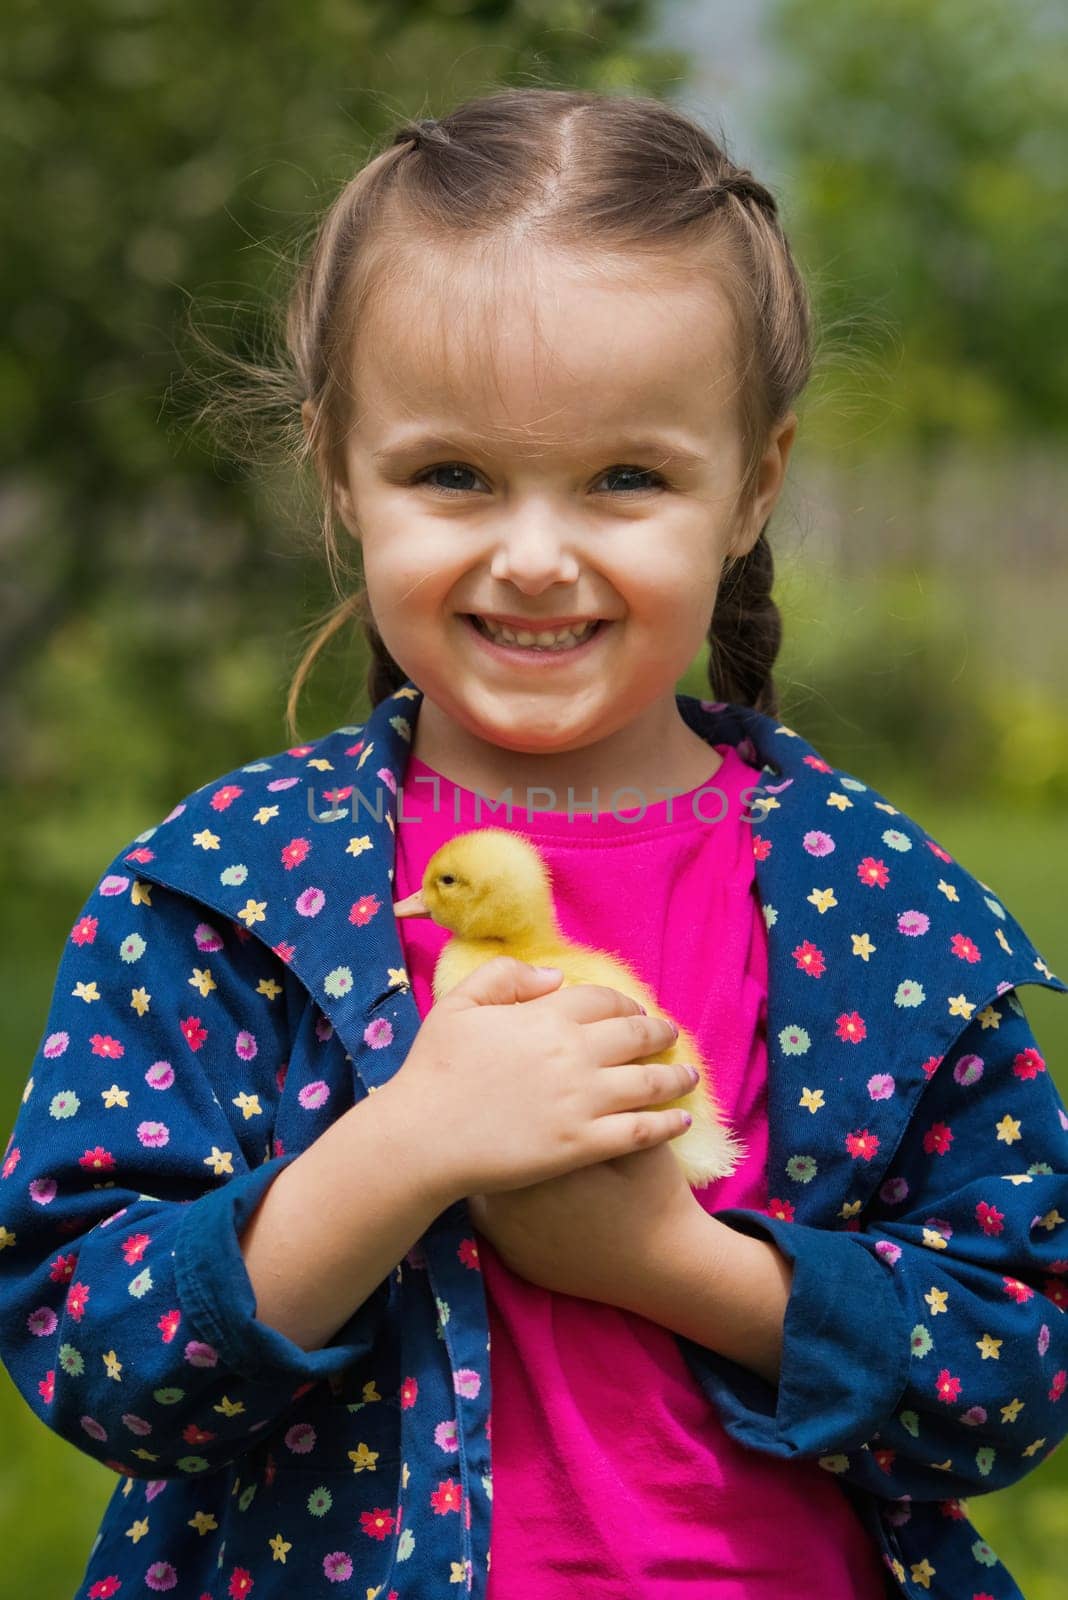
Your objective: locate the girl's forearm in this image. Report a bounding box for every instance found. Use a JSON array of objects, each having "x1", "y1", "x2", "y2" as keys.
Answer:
[{"x1": 238, "y1": 1082, "x2": 452, "y2": 1352}]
